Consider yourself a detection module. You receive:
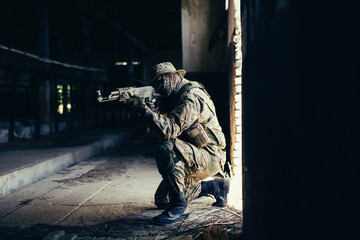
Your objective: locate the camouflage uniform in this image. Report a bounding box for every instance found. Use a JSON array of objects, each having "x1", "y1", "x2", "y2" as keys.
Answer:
[{"x1": 142, "y1": 72, "x2": 227, "y2": 206}]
